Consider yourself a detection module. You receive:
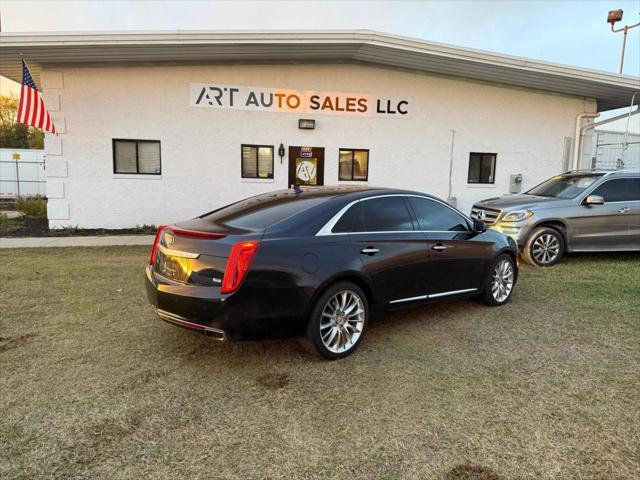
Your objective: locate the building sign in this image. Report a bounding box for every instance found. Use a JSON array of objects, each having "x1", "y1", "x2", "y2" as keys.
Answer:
[{"x1": 190, "y1": 83, "x2": 411, "y2": 118}]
